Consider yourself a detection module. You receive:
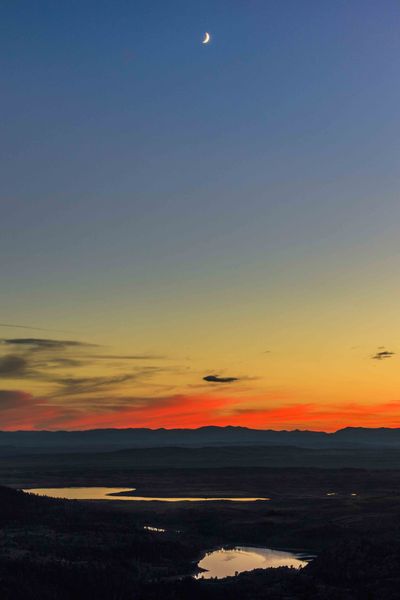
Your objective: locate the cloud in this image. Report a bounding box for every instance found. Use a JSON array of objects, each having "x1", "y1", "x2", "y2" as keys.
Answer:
[
  {"x1": 53, "y1": 373, "x2": 140, "y2": 395},
  {"x1": 0, "y1": 353, "x2": 85, "y2": 381},
  {"x1": 35, "y1": 394, "x2": 219, "y2": 429},
  {"x1": 43, "y1": 358, "x2": 84, "y2": 368},
  {"x1": 372, "y1": 350, "x2": 395, "y2": 360},
  {"x1": 0, "y1": 334, "x2": 175, "y2": 429},
  {"x1": 0, "y1": 336, "x2": 169, "y2": 409},
  {"x1": 3, "y1": 386, "x2": 400, "y2": 432},
  {"x1": 93, "y1": 354, "x2": 166, "y2": 360},
  {"x1": 22, "y1": 396, "x2": 400, "y2": 431},
  {"x1": 0, "y1": 390, "x2": 32, "y2": 409},
  {"x1": 35, "y1": 394, "x2": 183, "y2": 428},
  {"x1": 49, "y1": 365, "x2": 166, "y2": 396},
  {"x1": 0, "y1": 389, "x2": 61, "y2": 429},
  {"x1": 203, "y1": 375, "x2": 239, "y2": 383},
  {"x1": 0, "y1": 355, "x2": 28, "y2": 377},
  {"x1": 0, "y1": 323, "x2": 61, "y2": 332},
  {"x1": 2, "y1": 338, "x2": 93, "y2": 350}
]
